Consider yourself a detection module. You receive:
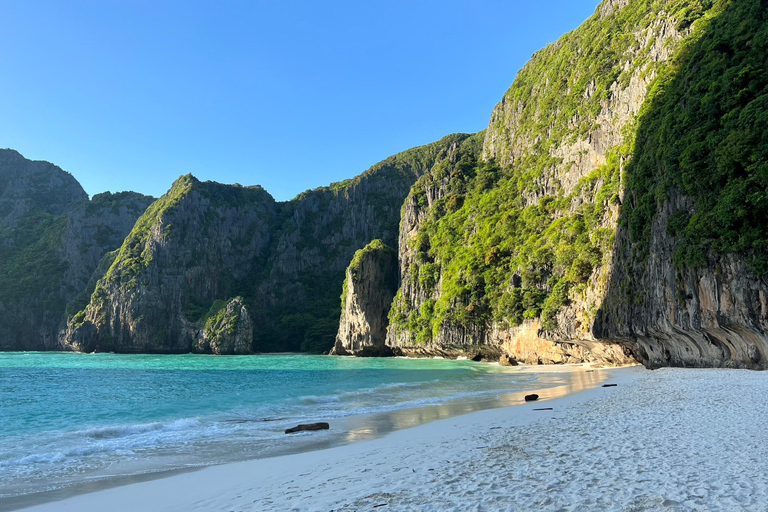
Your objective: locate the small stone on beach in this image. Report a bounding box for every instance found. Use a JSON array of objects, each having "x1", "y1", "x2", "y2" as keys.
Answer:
[{"x1": 525, "y1": 394, "x2": 539, "y2": 402}]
